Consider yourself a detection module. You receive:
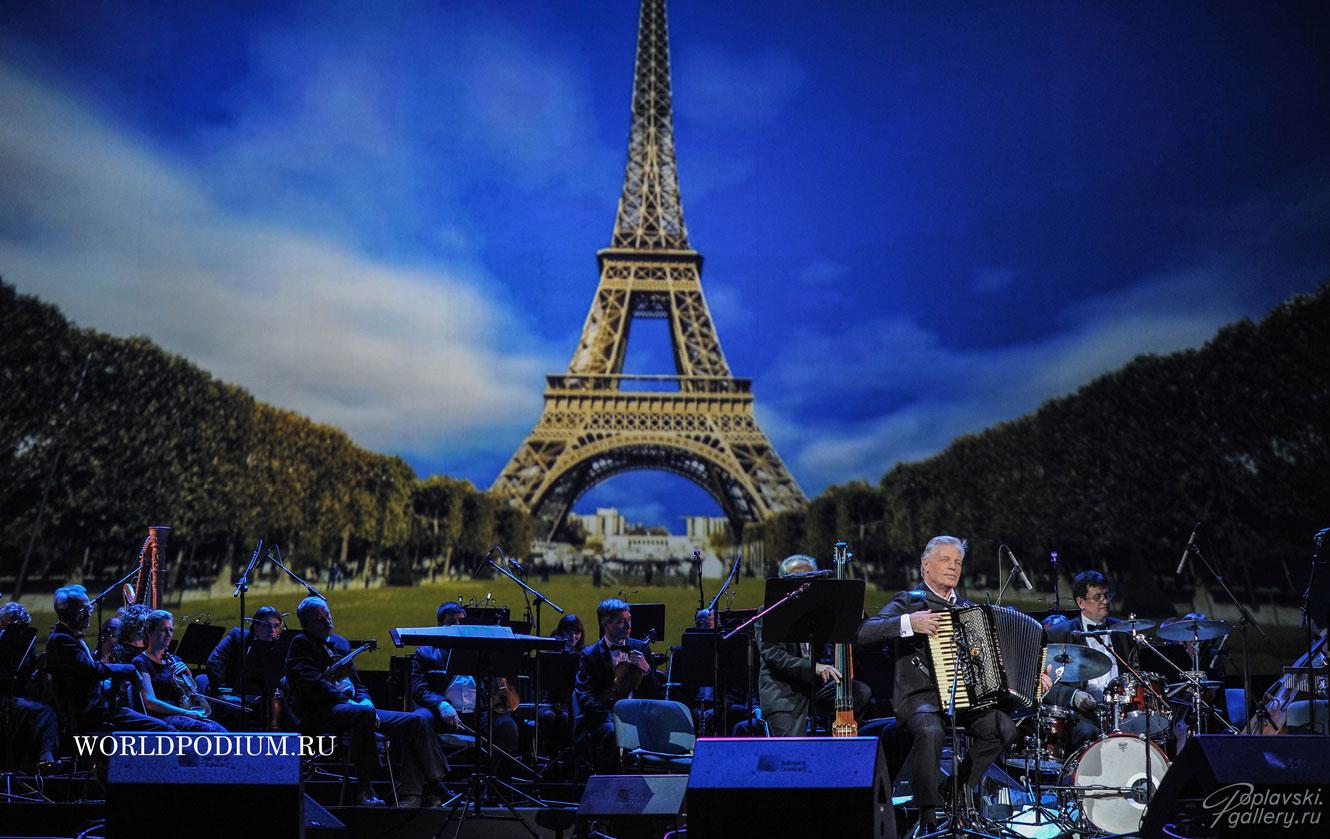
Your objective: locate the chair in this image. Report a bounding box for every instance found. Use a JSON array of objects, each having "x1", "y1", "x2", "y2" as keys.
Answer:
[
  {"x1": 280, "y1": 678, "x2": 398, "y2": 806},
  {"x1": 611, "y1": 699, "x2": 695, "y2": 772}
]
